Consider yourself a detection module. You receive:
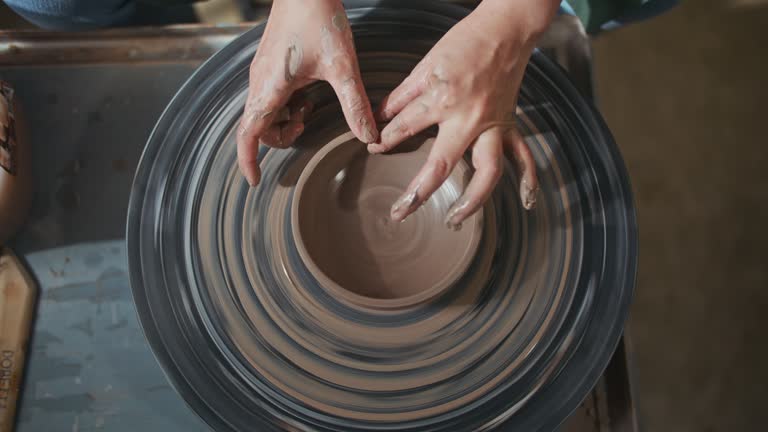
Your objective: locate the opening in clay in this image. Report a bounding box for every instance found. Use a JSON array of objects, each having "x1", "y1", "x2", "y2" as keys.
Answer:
[{"x1": 293, "y1": 132, "x2": 481, "y2": 303}]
